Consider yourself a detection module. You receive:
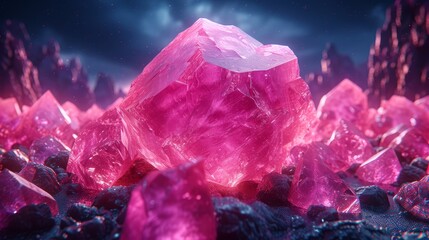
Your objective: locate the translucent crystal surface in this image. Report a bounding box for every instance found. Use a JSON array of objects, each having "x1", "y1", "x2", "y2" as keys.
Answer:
[
  {"x1": 328, "y1": 120, "x2": 374, "y2": 170},
  {"x1": 317, "y1": 79, "x2": 368, "y2": 138},
  {"x1": 288, "y1": 142, "x2": 361, "y2": 215},
  {"x1": 355, "y1": 148, "x2": 402, "y2": 185},
  {"x1": 0, "y1": 169, "x2": 58, "y2": 229},
  {"x1": 121, "y1": 161, "x2": 216, "y2": 240},
  {"x1": 119, "y1": 18, "x2": 317, "y2": 187}
]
